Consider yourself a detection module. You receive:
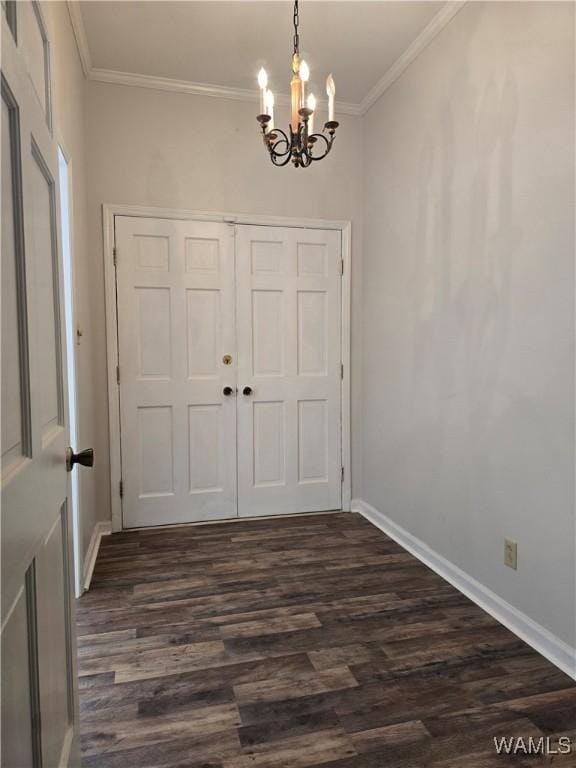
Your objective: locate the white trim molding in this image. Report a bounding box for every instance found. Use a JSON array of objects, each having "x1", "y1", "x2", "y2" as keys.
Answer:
[
  {"x1": 351, "y1": 499, "x2": 576, "y2": 681},
  {"x1": 89, "y1": 68, "x2": 362, "y2": 116},
  {"x1": 360, "y1": 1, "x2": 467, "y2": 114},
  {"x1": 103, "y1": 204, "x2": 353, "y2": 532},
  {"x1": 82, "y1": 521, "x2": 112, "y2": 592},
  {"x1": 67, "y1": 0, "x2": 466, "y2": 116},
  {"x1": 66, "y1": 1, "x2": 92, "y2": 78}
]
